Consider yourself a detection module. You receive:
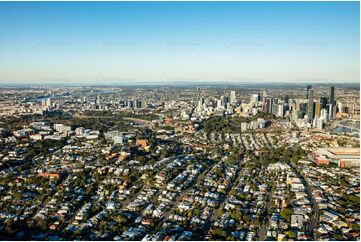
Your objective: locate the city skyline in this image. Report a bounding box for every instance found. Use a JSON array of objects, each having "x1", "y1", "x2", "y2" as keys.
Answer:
[
  {"x1": 0, "y1": 1, "x2": 360, "y2": 84},
  {"x1": 0, "y1": 84, "x2": 359, "y2": 241}
]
